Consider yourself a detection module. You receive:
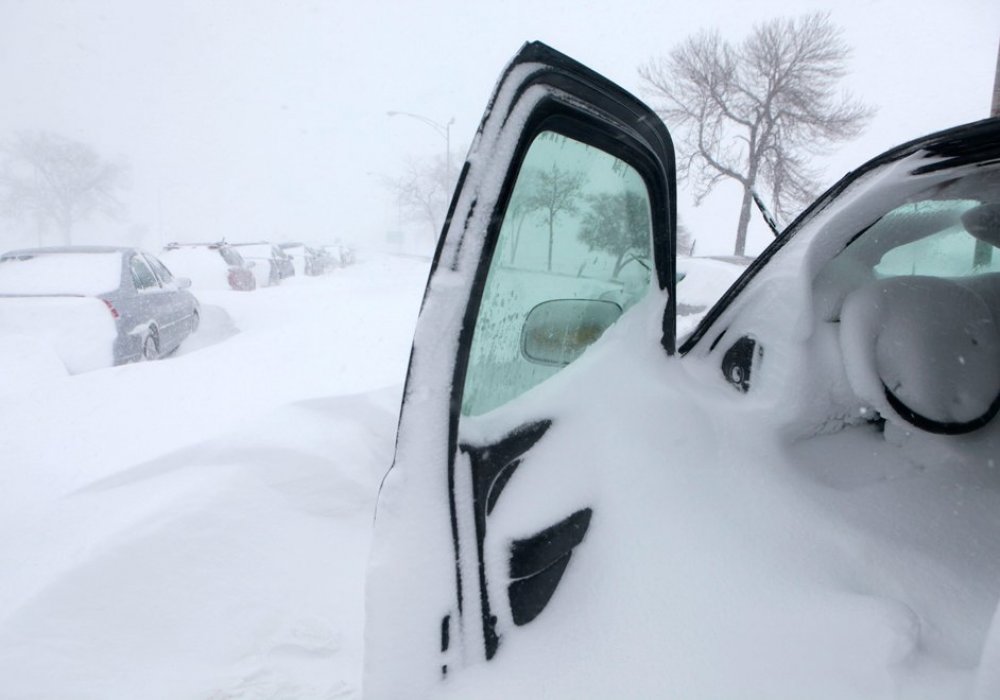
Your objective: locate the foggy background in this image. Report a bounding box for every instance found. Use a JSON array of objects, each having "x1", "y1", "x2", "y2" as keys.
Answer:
[{"x1": 1, "y1": 0, "x2": 997, "y2": 257}]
